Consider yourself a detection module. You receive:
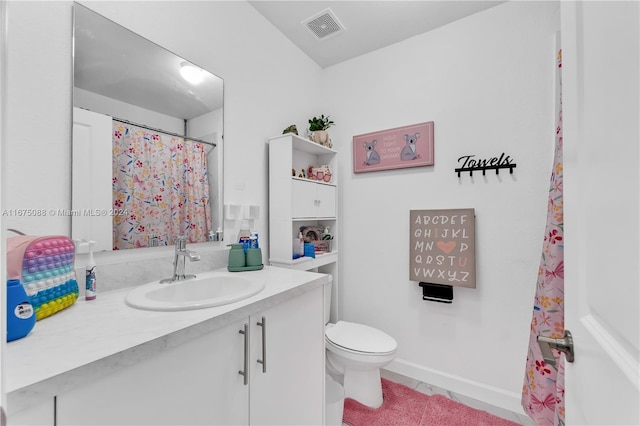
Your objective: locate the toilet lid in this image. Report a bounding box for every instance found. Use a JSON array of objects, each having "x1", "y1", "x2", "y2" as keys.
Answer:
[{"x1": 325, "y1": 321, "x2": 397, "y2": 354}]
